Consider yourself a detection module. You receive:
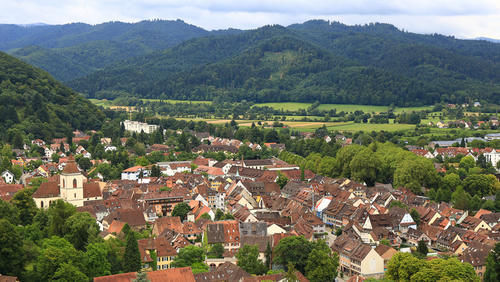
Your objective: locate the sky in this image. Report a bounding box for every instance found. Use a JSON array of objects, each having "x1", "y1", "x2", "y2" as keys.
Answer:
[{"x1": 2, "y1": 0, "x2": 500, "y2": 39}]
